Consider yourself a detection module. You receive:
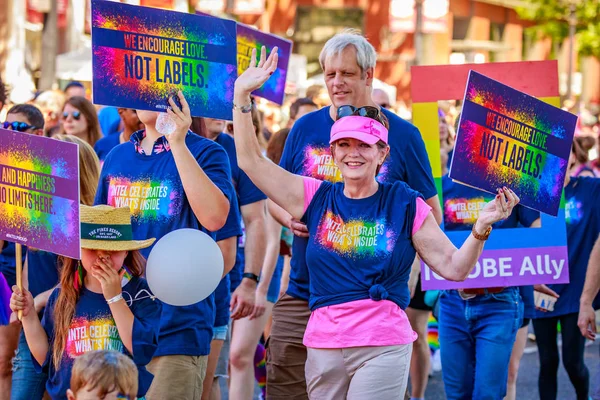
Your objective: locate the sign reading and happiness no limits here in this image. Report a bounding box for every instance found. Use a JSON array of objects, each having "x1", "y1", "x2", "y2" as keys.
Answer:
[{"x1": 0, "y1": 128, "x2": 80, "y2": 259}]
